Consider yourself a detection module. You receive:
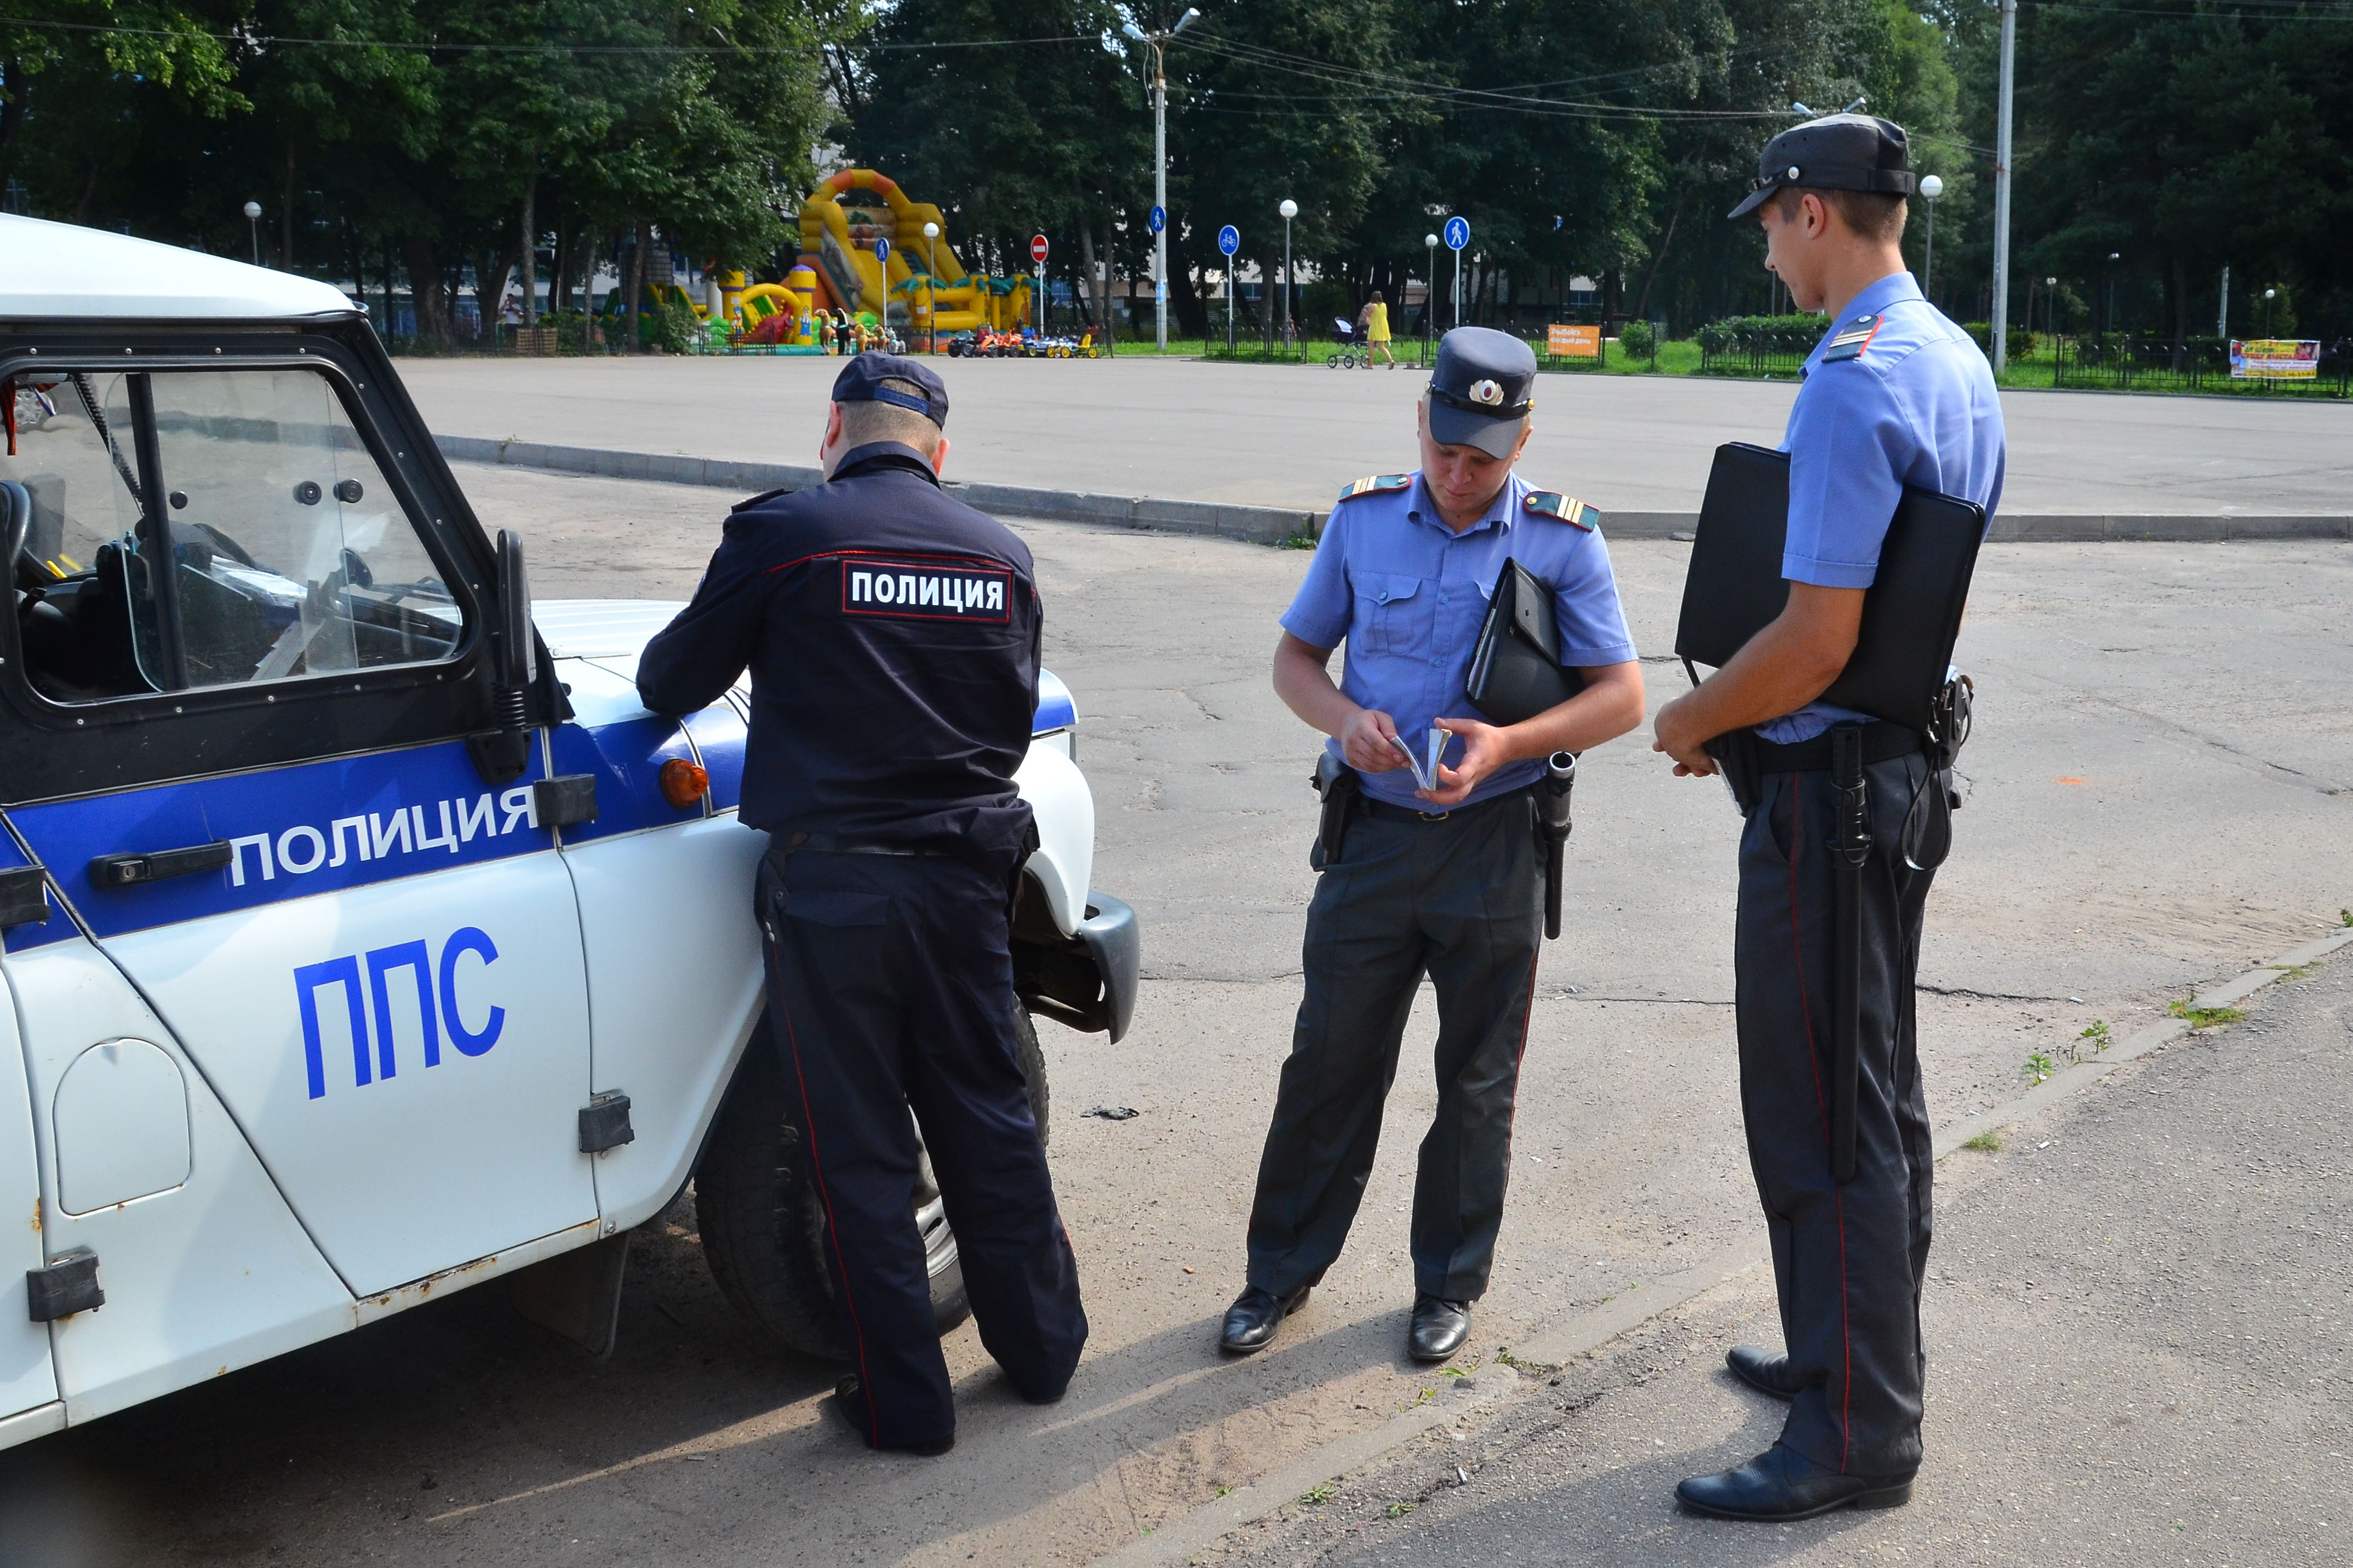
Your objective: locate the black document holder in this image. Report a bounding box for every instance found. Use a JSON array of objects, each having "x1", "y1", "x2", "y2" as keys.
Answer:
[
  {"x1": 1465, "y1": 557, "x2": 1584, "y2": 726},
  {"x1": 1674, "y1": 443, "x2": 1985, "y2": 734}
]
